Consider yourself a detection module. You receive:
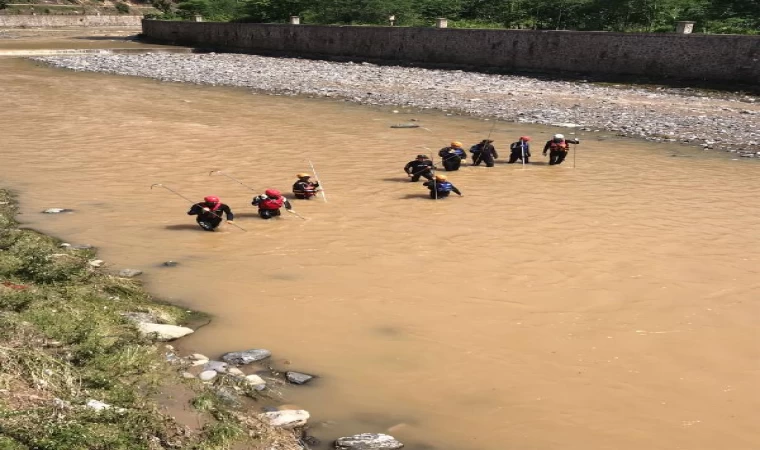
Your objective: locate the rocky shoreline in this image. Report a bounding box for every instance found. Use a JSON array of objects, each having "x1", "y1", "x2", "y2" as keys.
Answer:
[{"x1": 35, "y1": 52, "x2": 760, "y2": 156}]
